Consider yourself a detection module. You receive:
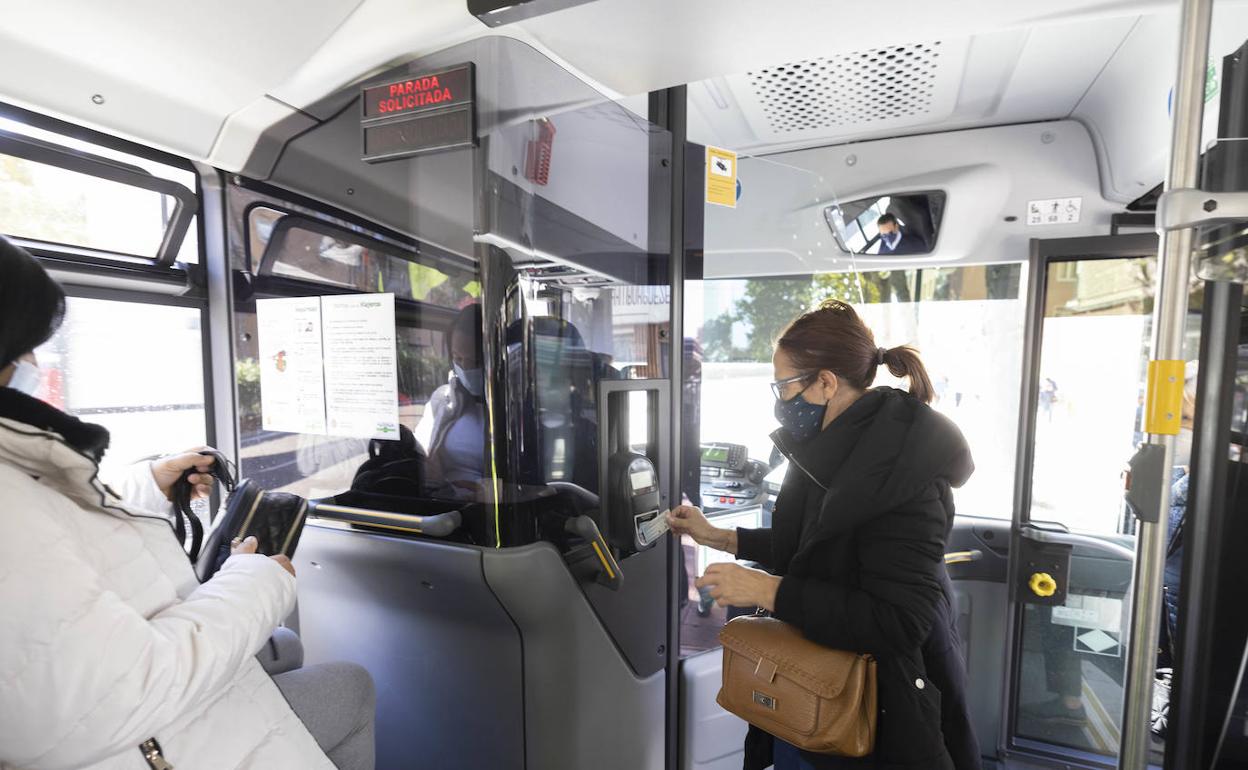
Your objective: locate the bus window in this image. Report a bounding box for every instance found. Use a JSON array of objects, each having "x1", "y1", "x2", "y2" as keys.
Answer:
[
  {"x1": 247, "y1": 211, "x2": 478, "y2": 309},
  {"x1": 33, "y1": 296, "x2": 207, "y2": 481},
  {"x1": 0, "y1": 115, "x2": 198, "y2": 263},
  {"x1": 229, "y1": 186, "x2": 481, "y2": 524}
]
